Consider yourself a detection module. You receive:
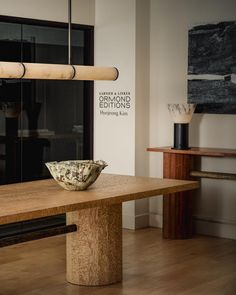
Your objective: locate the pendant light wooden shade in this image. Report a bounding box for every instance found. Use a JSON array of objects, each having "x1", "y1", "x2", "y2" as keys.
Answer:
[
  {"x1": 74, "y1": 65, "x2": 119, "y2": 81},
  {"x1": 0, "y1": 61, "x2": 119, "y2": 81},
  {"x1": 0, "y1": 1, "x2": 119, "y2": 82}
]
